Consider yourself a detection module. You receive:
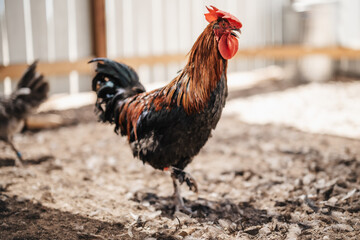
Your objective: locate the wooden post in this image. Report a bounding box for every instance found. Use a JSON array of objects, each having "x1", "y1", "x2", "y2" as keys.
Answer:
[{"x1": 91, "y1": 0, "x2": 107, "y2": 57}]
